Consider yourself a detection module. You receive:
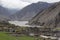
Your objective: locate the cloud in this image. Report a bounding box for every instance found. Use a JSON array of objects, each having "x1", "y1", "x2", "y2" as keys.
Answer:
[
  {"x1": 20, "y1": 0, "x2": 40, "y2": 3},
  {"x1": 21, "y1": 0, "x2": 60, "y2": 3},
  {"x1": 1, "y1": 0, "x2": 30, "y2": 9},
  {"x1": 1, "y1": 0, "x2": 60, "y2": 9}
]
